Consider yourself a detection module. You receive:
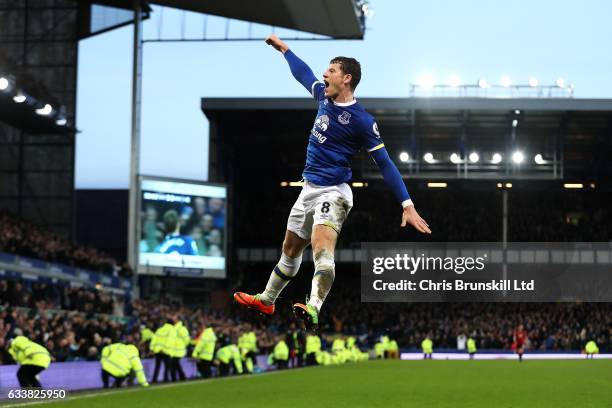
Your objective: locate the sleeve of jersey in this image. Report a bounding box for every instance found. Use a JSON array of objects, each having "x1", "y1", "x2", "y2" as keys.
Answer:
[
  {"x1": 360, "y1": 117, "x2": 412, "y2": 207},
  {"x1": 370, "y1": 147, "x2": 412, "y2": 207},
  {"x1": 283, "y1": 49, "x2": 324, "y2": 100}
]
